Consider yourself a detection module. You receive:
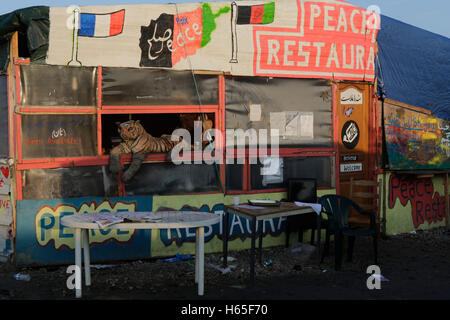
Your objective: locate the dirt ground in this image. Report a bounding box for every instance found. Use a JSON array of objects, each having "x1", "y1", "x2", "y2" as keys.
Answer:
[{"x1": 1, "y1": 227, "x2": 450, "y2": 306}]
